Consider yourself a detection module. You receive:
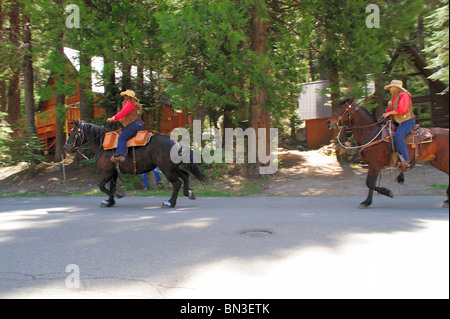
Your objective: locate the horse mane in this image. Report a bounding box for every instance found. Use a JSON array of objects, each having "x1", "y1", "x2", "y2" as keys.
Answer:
[
  {"x1": 355, "y1": 104, "x2": 378, "y2": 125},
  {"x1": 338, "y1": 98, "x2": 354, "y2": 107},
  {"x1": 78, "y1": 121, "x2": 107, "y2": 145}
]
